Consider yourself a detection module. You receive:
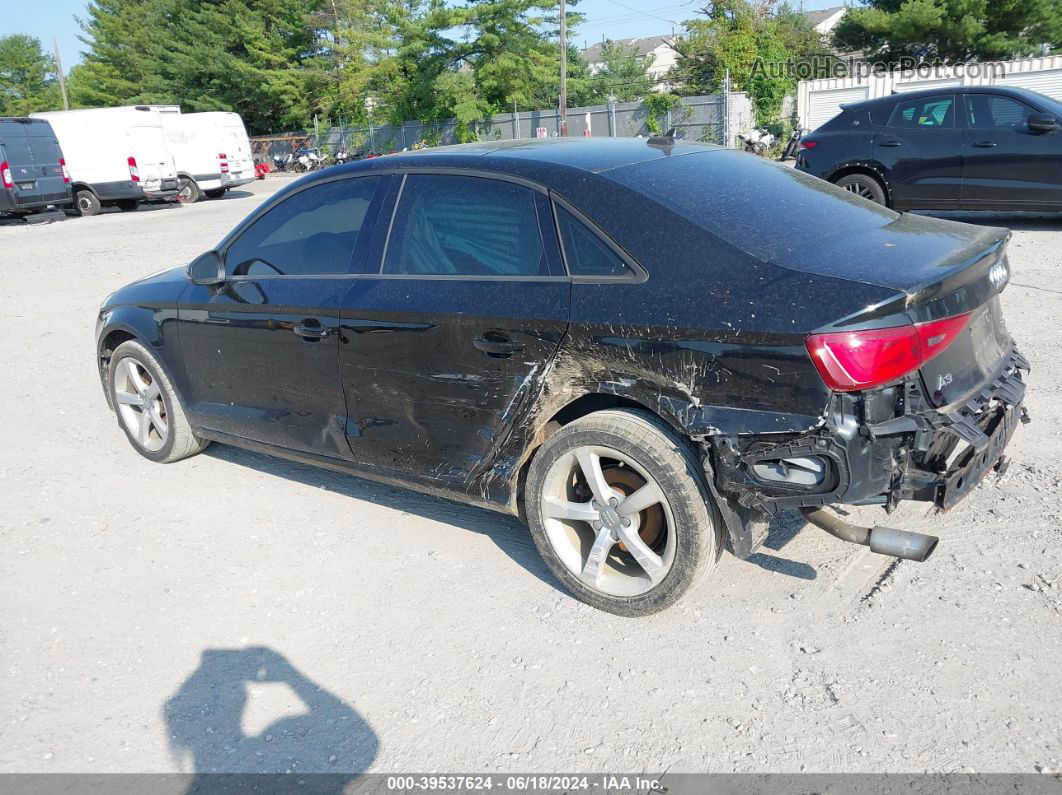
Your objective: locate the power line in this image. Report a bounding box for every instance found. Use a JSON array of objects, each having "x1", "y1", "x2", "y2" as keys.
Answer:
[{"x1": 602, "y1": 0, "x2": 685, "y2": 27}]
